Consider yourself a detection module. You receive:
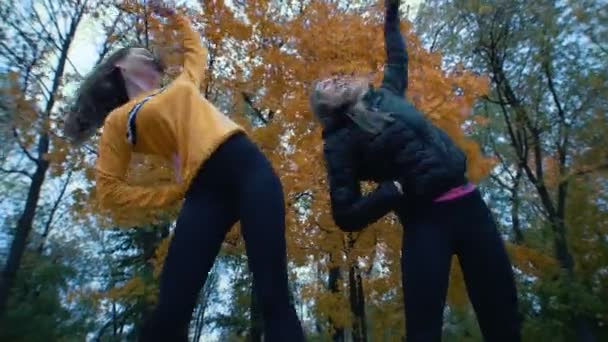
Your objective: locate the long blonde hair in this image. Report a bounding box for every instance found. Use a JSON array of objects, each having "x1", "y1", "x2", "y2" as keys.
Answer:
[
  {"x1": 309, "y1": 76, "x2": 395, "y2": 134},
  {"x1": 309, "y1": 76, "x2": 369, "y2": 120}
]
